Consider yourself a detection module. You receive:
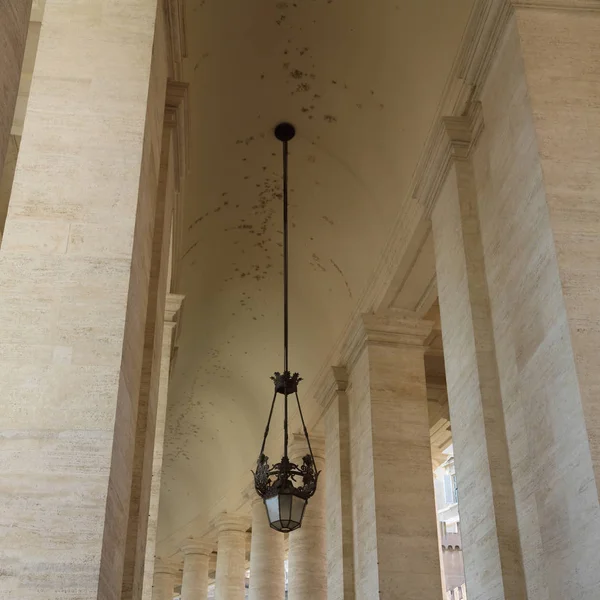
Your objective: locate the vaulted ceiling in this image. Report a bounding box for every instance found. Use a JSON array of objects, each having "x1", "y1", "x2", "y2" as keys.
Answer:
[{"x1": 156, "y1": 0, "x2": 475, "y2": 552}]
